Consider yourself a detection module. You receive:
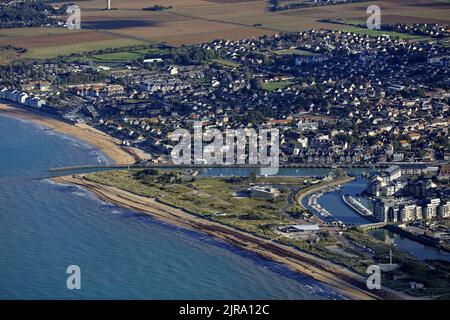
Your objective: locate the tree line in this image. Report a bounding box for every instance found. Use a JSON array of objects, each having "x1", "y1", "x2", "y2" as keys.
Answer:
[{"x1": 0, "y1": 0, "x2": 65, "y2": 28}]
